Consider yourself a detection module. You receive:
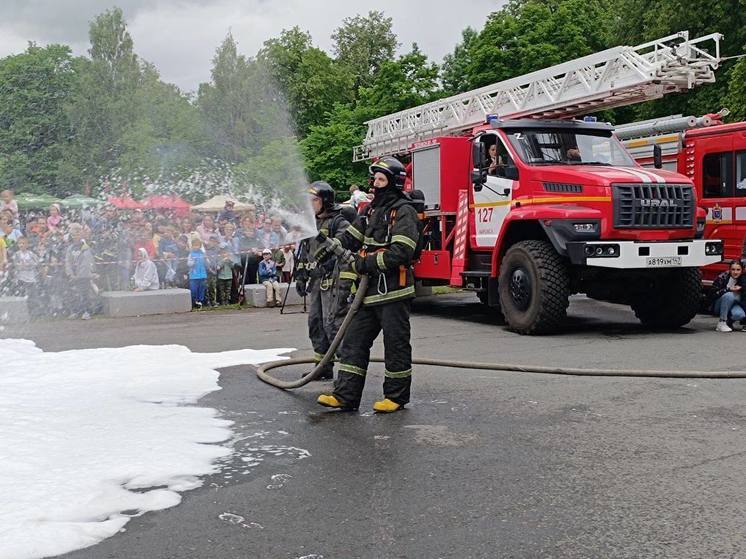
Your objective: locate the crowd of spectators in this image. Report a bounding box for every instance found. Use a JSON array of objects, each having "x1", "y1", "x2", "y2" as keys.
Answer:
[{"x1": 0, "y1": 189, "x2": 309, "y2": 318}]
